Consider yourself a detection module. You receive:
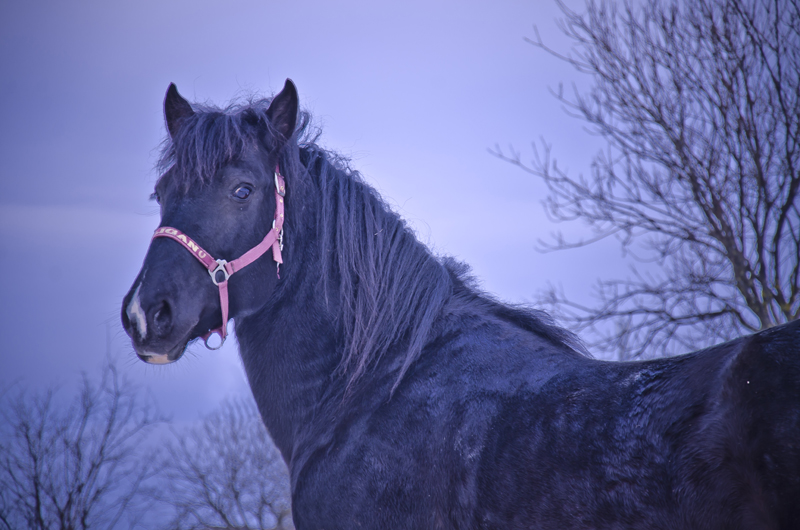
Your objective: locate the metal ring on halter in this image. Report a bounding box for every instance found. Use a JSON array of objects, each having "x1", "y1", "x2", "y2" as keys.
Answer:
[
  {"x1": 208, "y1": 259, "x2": 231, "y2": 286},
  {"x1": 204, "y1": 331, "x2": 226, "y2": 350}
]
